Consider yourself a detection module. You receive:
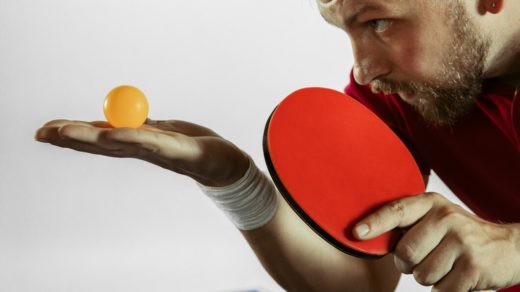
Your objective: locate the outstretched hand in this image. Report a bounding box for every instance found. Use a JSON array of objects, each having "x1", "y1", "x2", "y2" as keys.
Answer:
[{"x1": 35, "y1": 118, "x2": 249, "y2": 187}]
